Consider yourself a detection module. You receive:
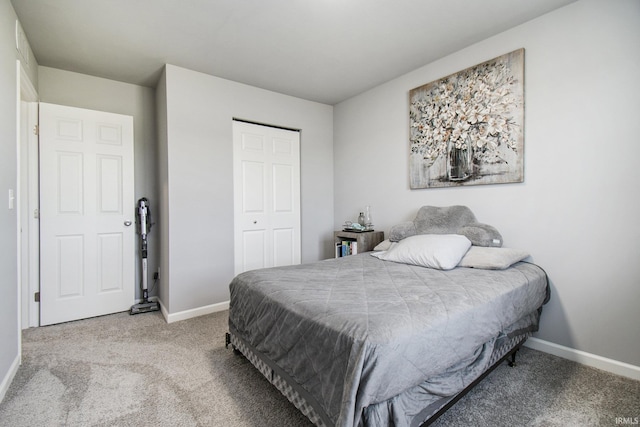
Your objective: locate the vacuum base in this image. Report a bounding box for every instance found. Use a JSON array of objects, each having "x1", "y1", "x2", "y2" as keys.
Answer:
[{"x1": 130, "y1": 300, "x2": 160, "y2": 315}]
